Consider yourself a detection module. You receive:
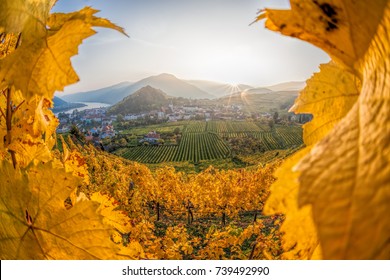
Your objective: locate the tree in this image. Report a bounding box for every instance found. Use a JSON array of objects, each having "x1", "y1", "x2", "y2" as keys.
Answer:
[
  {"x1": 70, "y1": 124, "x2": 85, "y2": 142},
  {"x1": 118, "y1": 138, "x2": 127, "y2": 147},
  {"x1": 117, "y1": 114, "x2": 124, "y2": 122},
  {"x1": 273, "y1": 111, "x2": 279, "y2": 124},
  {"x1": 268, "y1": 119, "x2": 275, "y2": 130},
  {"x1": 173, "y1": 127, "x2": 180, "y2": 135}
]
